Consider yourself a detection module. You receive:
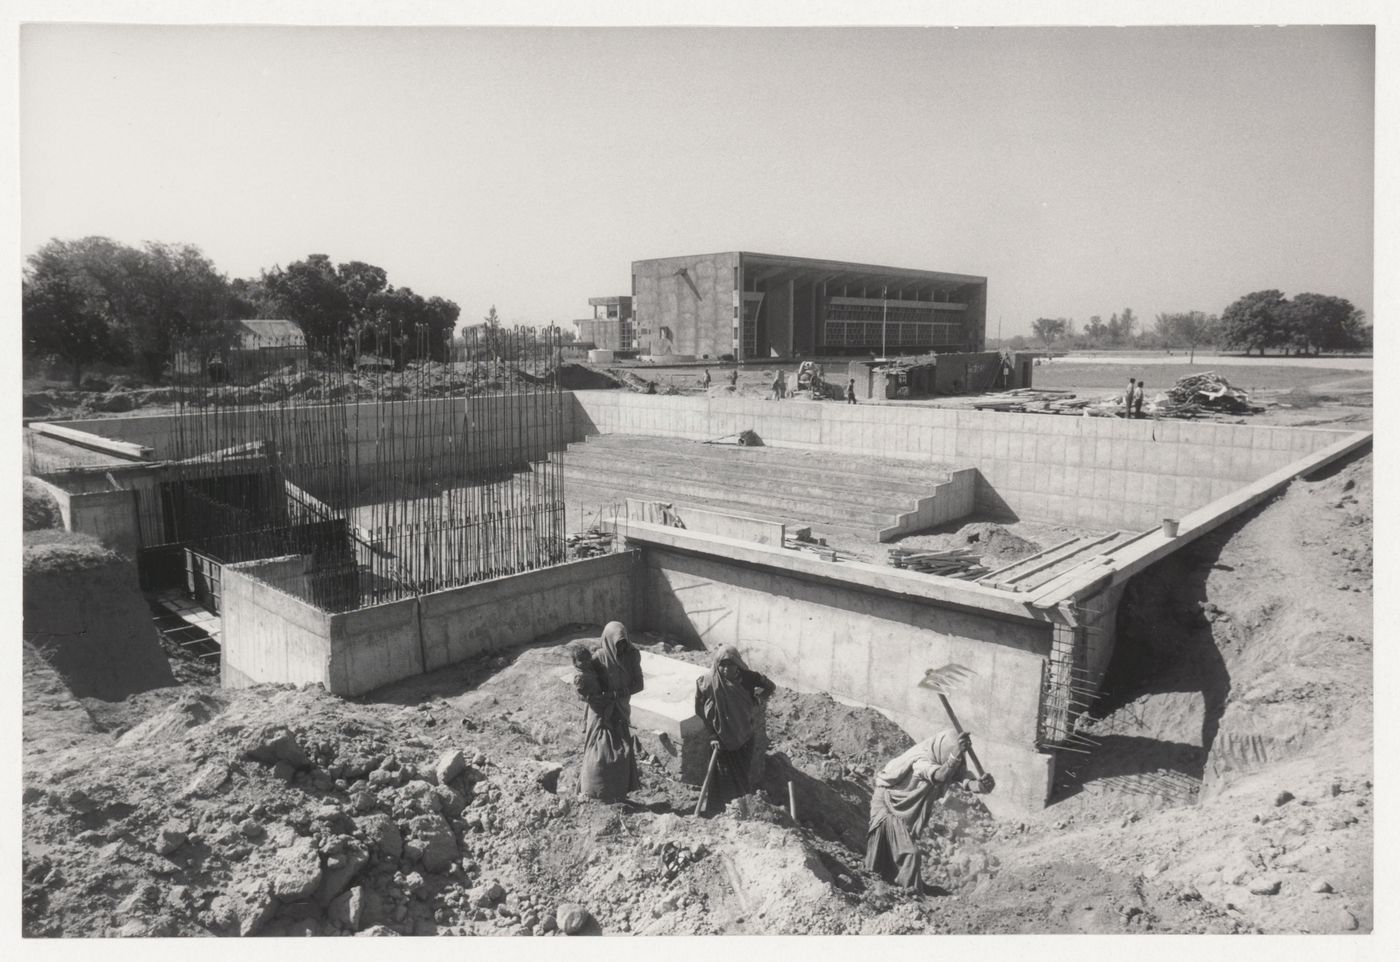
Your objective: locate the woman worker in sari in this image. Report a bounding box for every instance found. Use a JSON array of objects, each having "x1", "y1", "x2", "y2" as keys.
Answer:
[
  {"x1": 572, "y1": 622, "x2": 645, "y2": 802},
  {"x1": 865, "y1": 729, "x2": 995, "y2": 891},
  {"x1": 694, "y1": 645, "x2": 776, "y2": 814}
]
